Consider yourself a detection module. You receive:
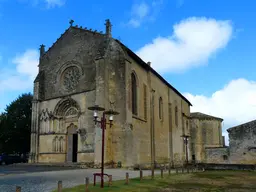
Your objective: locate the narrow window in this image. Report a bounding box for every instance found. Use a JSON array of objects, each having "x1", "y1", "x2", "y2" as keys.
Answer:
[
  {"x1": 175, "y1": 106, "x2": 178, "y2": 126},
  {"x1": 223, "y1": 155, "x2": 228, "y2": 160},
  {"x1": 159, "y1": 97, "x2": 163, "y2": 120},
  {"x1": 59, "y1": 137, "x2": 64, "y2": 152},
  {"x1": 143, "y1": 84, "x2": 147, "y2": 120},
  {"x1": 131, "y1": 73, "x2": 137, "y2": 115},
  {"x1": 168, "y1": 103, "x2": 172, "y2": 129},
  {"x1": 52, "y1": 137, "x2": 56, "y2": 152},
  {"x1": 52, "y1": 136, "x2": 58, "y2": 152}
]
